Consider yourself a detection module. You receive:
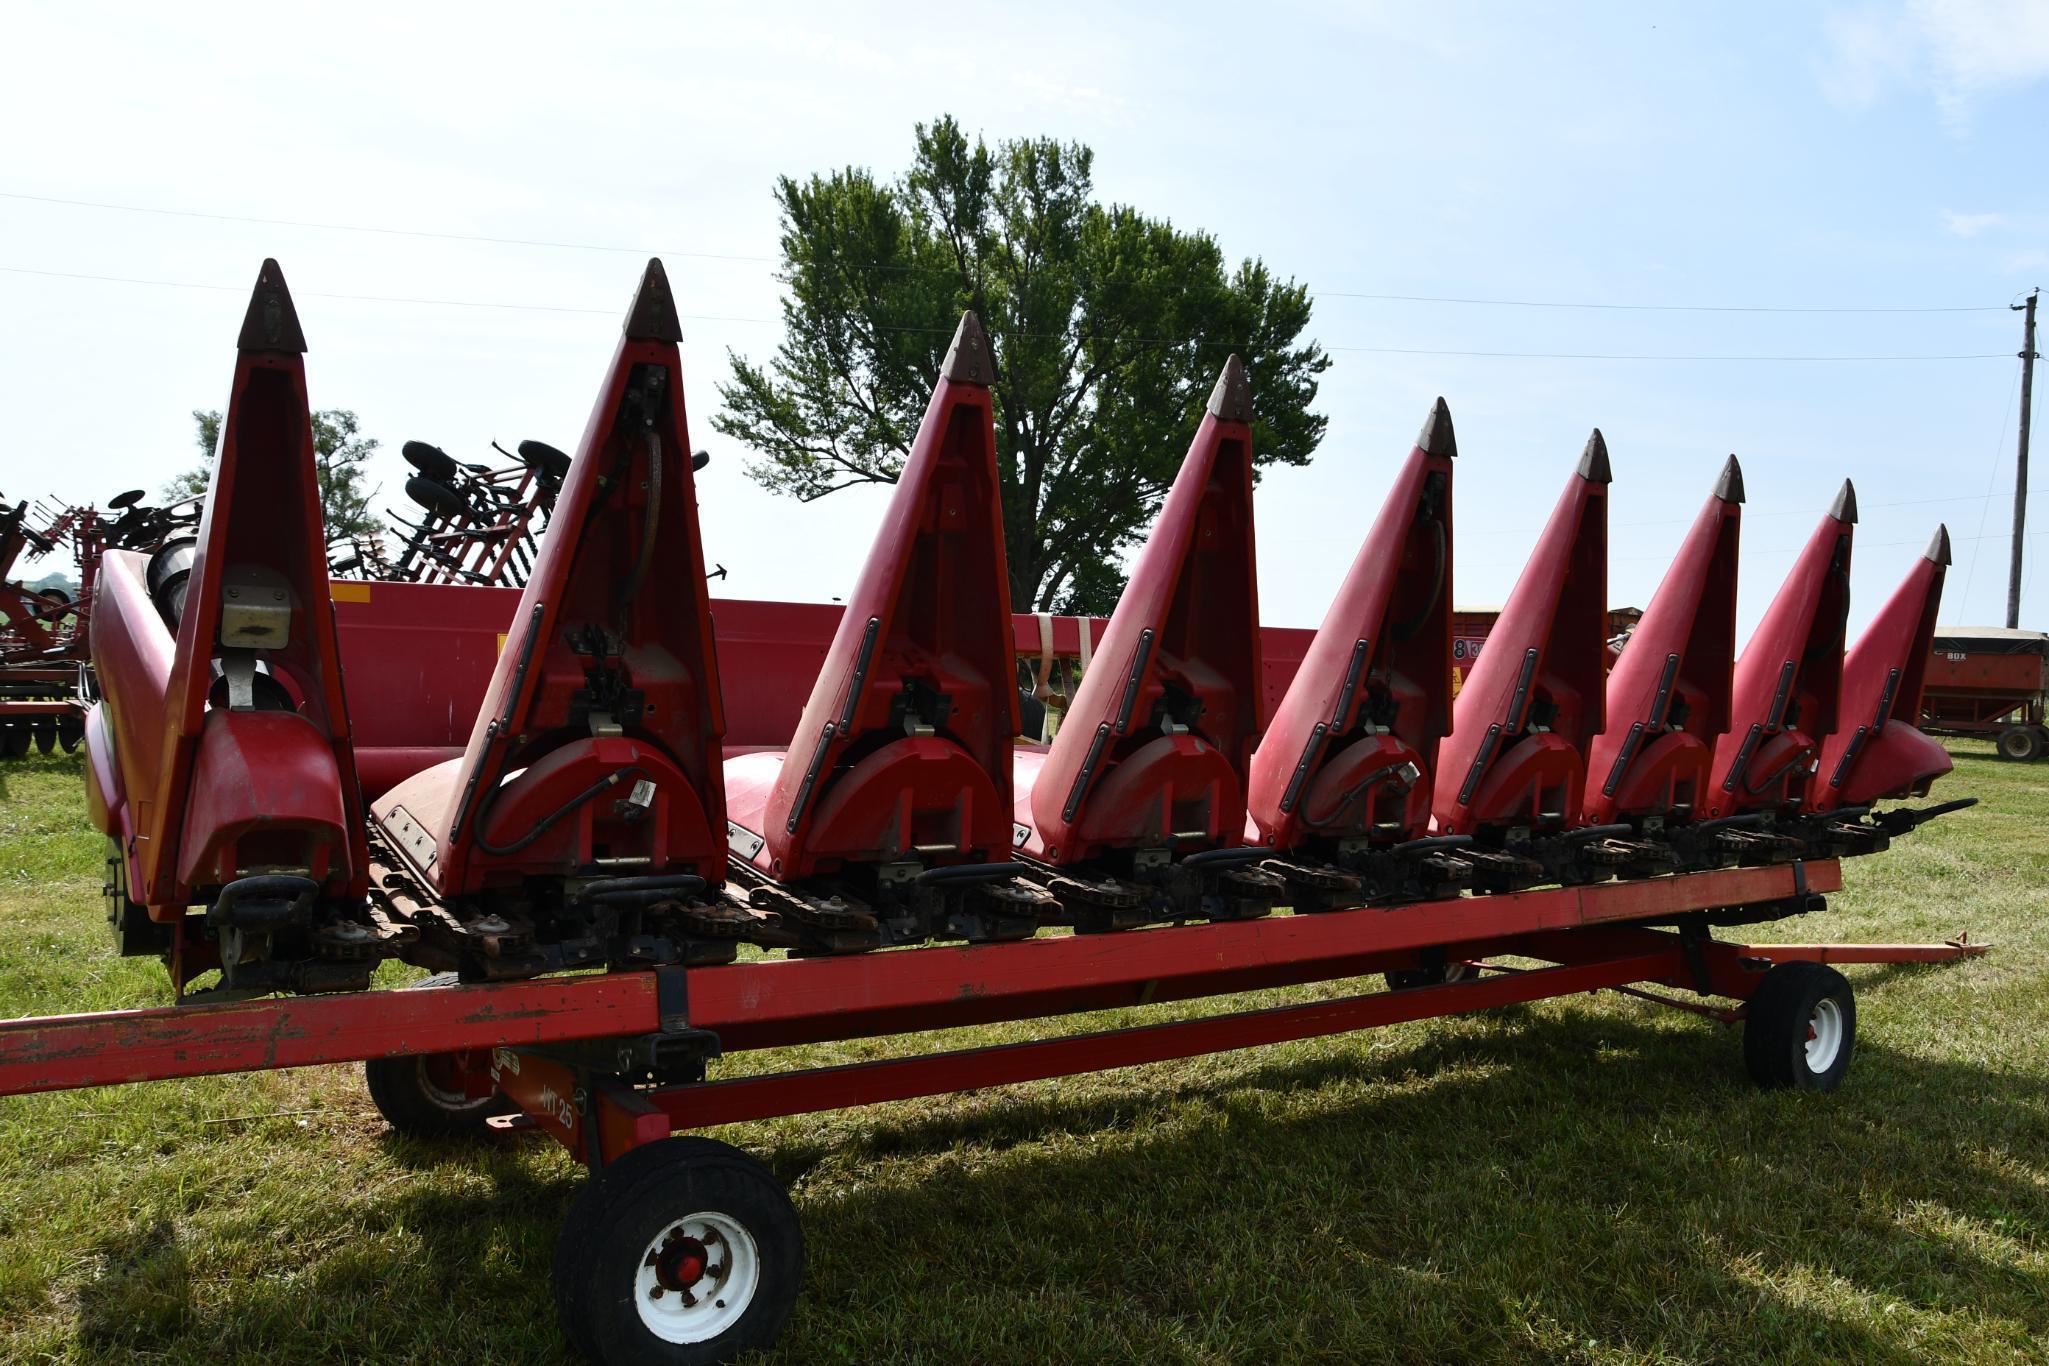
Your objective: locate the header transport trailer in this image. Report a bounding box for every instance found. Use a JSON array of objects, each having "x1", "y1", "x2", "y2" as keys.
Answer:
[{"x1": 0, "y1": 260, "x2": 1982, "y2": 1366}]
